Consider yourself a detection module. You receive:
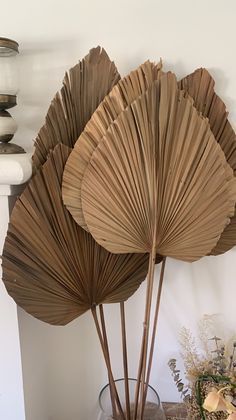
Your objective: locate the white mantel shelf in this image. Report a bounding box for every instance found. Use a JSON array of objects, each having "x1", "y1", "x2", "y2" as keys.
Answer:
[{"x1": 0, "y1": 153, "x2": 32, "y2": 189}]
